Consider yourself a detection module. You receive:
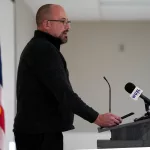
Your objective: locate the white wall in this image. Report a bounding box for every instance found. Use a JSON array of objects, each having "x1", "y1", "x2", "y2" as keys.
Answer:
[
  {"x1": 15, "y1": 0, "x2": 36, "y2": 66},
  {"x1": 0, "y1": 0, "x2": 15, "y2": 150},
  {"x1": 61, "y1": 21, "x2": 150, "y2": 132},
  {"x1": 63, "y1": 131, "x2": 111, "y2": 150}
]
